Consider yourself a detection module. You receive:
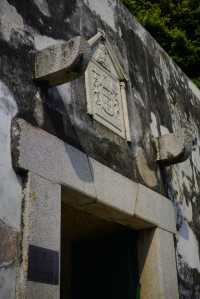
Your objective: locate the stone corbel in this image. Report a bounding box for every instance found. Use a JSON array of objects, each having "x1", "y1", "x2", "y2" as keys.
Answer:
[
  {"x1": 155, "y1": 128, "x2": 196, "y2": 166},
  {"x1": 34, "y1": 36, "x2": 92, "y2": 86},
  {"x1": 33, "y1": 30, "x2": 108, "y2": 87}
]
